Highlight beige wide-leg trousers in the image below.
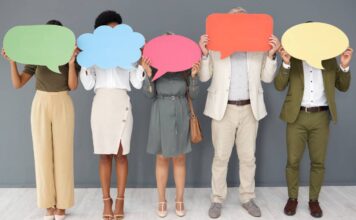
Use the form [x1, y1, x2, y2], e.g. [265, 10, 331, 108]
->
[31, 91, 74, 209]
[211, 105, 258, 204]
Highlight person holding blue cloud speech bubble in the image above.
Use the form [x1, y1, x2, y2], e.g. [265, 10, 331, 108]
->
[79, 10, 145, 220]
[2, 19, 80, 220]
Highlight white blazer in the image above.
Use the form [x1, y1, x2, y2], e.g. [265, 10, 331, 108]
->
[199, 51, 277, 121]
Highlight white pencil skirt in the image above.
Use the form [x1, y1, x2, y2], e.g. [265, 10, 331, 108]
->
[91, 88, 133, 155]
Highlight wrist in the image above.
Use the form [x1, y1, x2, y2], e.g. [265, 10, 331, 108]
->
[268, 52, 276, 60]
[341, 63, 349, 69]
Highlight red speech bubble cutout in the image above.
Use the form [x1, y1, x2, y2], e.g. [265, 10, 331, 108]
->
[143, 35, 202, 81]
[206, 13, 273, 59]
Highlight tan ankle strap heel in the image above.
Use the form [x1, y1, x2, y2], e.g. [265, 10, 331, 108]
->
[114, 197, 125, 219]
[102, 197, 113, 220]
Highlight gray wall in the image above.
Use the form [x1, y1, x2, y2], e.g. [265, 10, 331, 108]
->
[0, 0, 355, 188]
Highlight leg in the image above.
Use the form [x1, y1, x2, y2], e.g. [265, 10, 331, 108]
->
[51, 94, 75, 212]
[99, 154, 114, 218]
[286, 113, 308, 199]
[235, 106, 258, 204]
[156, 155, 170, 216]
[308, 112, 330, 200]
[211, 106, 237, 204]
[173, 154, 186, 215]
[31, 94, 56, 212]
[114, 144, 128, 218]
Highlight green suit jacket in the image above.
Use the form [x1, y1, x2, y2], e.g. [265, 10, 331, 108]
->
[274, 58, 351, 123]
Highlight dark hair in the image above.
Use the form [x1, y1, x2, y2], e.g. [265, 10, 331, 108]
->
[94, 10, 122, 29]
[46, 20, 63, 26]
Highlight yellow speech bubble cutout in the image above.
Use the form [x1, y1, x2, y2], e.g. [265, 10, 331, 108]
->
[282, 22, 349, 69]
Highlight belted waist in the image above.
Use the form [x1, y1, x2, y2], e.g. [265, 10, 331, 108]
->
[157, 95, 185, 100]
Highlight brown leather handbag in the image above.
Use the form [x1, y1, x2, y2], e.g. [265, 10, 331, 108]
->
[187, 95, 203, 144]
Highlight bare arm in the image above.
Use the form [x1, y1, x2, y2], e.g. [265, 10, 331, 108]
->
[2, 49, 32, 89]
[67, 48, 79, 90]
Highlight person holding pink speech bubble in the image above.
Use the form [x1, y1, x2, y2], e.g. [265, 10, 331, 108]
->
[199, 7, 280, 218]
[141, 33, 201, 217]
[79, 10, 146, 220]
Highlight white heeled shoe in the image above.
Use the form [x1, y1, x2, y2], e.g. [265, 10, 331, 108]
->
[54, 215, 66, 220]
[157, 201, 168, 218]
[43, 215, 55, 220]
[175, 201, 186, 217]
[44, 207, 55, 220]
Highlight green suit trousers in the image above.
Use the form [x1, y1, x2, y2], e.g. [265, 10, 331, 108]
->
[286, 111, 330, 200]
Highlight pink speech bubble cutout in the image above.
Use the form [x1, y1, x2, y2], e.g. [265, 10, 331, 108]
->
[143, 35, 202, 81]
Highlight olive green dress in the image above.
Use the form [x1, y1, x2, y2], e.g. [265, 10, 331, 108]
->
[143, 70, 199, 157]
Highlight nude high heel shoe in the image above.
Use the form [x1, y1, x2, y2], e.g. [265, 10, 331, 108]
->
[102, 197, 113, 220]
[114, 197, 125, 220]
[157, 201, 168, 218]
[175, 201, 186, 217]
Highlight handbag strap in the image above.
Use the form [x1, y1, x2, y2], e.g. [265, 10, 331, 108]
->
[184, 75, 197, 118]
[187, 95, 197, 118]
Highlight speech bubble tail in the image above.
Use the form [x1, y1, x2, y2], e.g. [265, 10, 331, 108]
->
[48, 65, 61, 74]
[220, 51, 232, 59]
[152, 69, 167, 81]
[307, 60, 325, 70]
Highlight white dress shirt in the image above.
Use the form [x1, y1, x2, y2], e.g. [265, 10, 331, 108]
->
[80, 66, 145, 92]
[229, 52, 249, 101]
[203, 52, 250, 101]
[283, 61, 350, 107]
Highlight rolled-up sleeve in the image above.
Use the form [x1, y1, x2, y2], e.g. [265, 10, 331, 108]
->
[130, 65, 145, 89]
[188, 75, 199, 99]
[80, 67, 96, 90]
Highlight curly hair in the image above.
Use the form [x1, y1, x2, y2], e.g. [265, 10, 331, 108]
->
[46, 20, 63, 26]
[94, 10, 122, 29]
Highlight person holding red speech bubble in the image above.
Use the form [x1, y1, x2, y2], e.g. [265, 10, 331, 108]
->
[199, 7, 280, 218]
[141, 33, 200, 217]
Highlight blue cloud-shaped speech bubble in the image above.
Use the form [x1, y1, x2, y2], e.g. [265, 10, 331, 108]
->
[77, 24, 145, 70]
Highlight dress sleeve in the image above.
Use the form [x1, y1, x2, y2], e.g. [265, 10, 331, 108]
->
[142, 75, 156, 99]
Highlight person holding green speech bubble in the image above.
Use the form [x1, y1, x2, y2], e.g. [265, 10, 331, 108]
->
[2, 20, 80, 220]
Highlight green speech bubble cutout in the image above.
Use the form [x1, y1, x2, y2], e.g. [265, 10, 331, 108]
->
[3, 25, 75, 73]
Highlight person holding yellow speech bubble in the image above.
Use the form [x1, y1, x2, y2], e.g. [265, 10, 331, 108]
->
[275, 22, 353, 218]
[2, 20, 80, 220]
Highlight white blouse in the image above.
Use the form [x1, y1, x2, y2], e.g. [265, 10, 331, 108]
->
[80, 65, 145, 92]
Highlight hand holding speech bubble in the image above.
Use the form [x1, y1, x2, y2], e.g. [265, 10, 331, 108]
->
[282, 22, 349, 69]
[3, 25, 75, 73]
[77, 24, 145, 70]
[206, 13, 273, 59]
[143, 35, 202, 81]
